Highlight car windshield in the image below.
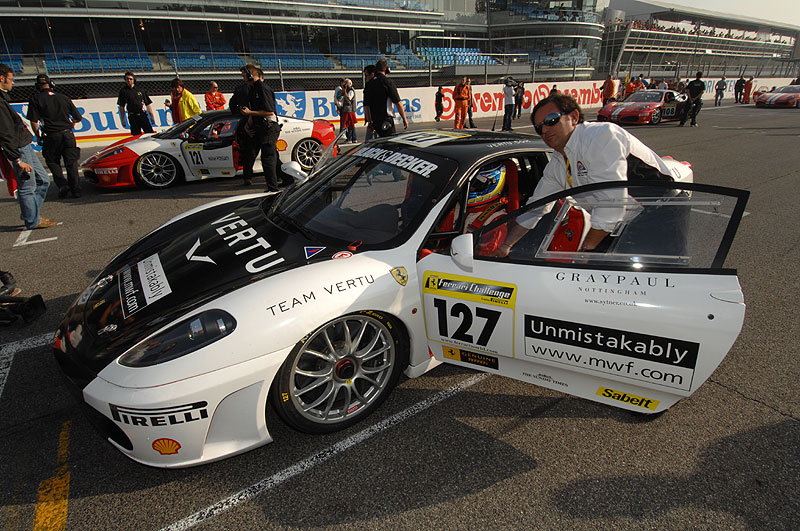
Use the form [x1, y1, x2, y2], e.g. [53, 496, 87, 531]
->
[269, 145, 459, 248]
[624, 91, 662, 103]
[775, 86, 800, 93]
[152, 116, 203, 139]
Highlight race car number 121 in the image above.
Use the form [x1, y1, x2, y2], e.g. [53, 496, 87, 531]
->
[422, 271, 516, 357]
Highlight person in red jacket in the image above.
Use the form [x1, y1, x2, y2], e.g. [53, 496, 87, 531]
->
[453, 76, 470, 129]
[205, 81, 226, 111]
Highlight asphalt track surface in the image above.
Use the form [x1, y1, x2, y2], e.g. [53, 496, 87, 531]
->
[1, 103, 798, 530]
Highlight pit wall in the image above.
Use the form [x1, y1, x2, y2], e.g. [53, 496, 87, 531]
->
[11, 77, 794, 150]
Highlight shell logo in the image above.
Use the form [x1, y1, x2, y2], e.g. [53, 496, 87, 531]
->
[152, 438, 181, 455]
[276, 139, 288, 152]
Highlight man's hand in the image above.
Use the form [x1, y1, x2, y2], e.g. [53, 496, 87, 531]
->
[402, 117, 409, 129]
[489, 243, 511, 257]
[240, 106, 251, 116]
[17, 160, 33, 173]
[580, 228, 610, 251]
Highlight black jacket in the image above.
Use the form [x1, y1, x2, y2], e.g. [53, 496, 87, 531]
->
[0, 90, 33, 162]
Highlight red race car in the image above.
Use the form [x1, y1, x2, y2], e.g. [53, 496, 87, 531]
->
[80, 110, 336, 189]
[754, 85, 800, 108]
[598, 89, 688, 125]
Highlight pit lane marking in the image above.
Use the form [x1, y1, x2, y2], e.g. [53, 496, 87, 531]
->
[161, 372, 491, 531]
[33, 420, 72, 531]
[13, 225, 62, 247]
[0, 332, 53, 399]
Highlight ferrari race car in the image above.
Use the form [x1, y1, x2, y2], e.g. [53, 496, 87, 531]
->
[80, 110, 336, 189]
[54, 130, 749, 468]
[597, 89, 688, 125]
[754, 85, 800, 108]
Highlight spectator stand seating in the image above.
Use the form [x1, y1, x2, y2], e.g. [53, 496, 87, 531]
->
[250, 41, 333, 70]
[45, 39, 153, 73]
[165, 39, 242, 71]
[416, 47, 498, 67]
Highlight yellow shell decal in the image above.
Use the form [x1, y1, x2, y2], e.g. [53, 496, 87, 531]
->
[152, 438, 181, 455]
[276, 139, 288, 152]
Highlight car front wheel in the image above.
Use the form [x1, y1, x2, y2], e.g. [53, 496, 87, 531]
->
[134, 152, 183, 188]
[270, 311, 407, 434]
[650, 108, 662, 124]
[292, 138, 323, 172]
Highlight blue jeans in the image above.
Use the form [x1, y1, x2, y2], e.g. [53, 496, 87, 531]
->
[15, 144, 50, 229]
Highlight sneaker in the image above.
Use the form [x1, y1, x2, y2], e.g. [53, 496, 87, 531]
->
[0, 271, 19, 296]
[58, 187, 69, 199]
[32, 219, 57, 229]
[691, 123, 698, 127]
[678, 122, 685, 127]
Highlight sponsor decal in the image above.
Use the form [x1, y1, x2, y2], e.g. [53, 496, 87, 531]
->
[304, 246, 326, 259]
[391, 131, 470, 147]
[207, 155, 230, 162]
[211, 212, 285, 274]
[352, 146, 439, 177]
[185, 143, 203, 151]
[390, 266, 408, 286]
[443, 345, 499, 370]
[92, 299, 105, 310]
[186, 237, 216, 265]
[555, 271, 674, 297]
[332, 251, 352, 259]
[423, 271, 516, 357]
[266, 275, 375, 316]
[97, 324, 118, 336]
[576, 161, 587, 177]
[276, 139, 288, 152]
[275, 91, 307, 118]
[110, 401, 209, 427]
[596, 387, 660, 410]
[520, 371, 568, 388]
[221, 170, 232, 175]
[94, 167, 119, 175]
[152, 438, 182, 455]
[118, 253, 172, 318]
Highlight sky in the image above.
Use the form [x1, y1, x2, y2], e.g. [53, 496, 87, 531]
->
[612, 0, 800, 30]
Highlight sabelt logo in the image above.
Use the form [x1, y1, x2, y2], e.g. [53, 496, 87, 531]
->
[110, 401, 209, 427]
[597, 387, 660, 410]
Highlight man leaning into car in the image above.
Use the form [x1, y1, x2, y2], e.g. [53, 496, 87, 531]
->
[491, 93, 680, 257]
[239, 65, 280, 191]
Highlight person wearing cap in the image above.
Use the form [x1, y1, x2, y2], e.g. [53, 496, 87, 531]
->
[27, 73, 83, 198]
[117, 72, 155, 135]
[205, 81, 226, 111]
[0, 64, 56, 229]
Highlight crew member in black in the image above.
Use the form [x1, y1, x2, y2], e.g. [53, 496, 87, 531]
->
[363, 59, 408, 138]
[680, 72, 705, 127]
[117, 71, 155, 136]
[27, 74, 83, 198]
[239, 65, 281, 191]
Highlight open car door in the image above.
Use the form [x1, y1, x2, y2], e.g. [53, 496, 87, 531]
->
[181, 115, 241, 179]
[416, 180, 749, 413]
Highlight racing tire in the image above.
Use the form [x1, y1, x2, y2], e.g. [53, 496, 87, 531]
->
[134, 152, 184, 189]
[650, 108, 662, 125]
[292, 138, 323, 172]
[270, 311, 408, 434]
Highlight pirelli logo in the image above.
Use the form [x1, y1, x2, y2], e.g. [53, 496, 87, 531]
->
[109, 401, 209, 427]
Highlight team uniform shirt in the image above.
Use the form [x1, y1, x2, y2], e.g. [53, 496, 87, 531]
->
[518, 122, 678, 232]
[248, 80, 278, 129]
[205, 90, 226, 111]
[0, 90, 33, 162]
[364, 73, 401, 124]
[117, 85, 152, 115]
[27, 90, 82, 134]
[453, 83, 470, 101]
[685, 79, 705, 100]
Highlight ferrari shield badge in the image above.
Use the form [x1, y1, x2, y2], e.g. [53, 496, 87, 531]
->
[390, 267, 408, 286]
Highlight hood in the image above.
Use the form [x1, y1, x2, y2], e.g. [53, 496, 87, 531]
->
[59, 193, 339, 374]
[606, 102, 656, 111]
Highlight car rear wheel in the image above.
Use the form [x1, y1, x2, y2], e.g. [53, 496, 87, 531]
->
[270, 311, 407, 434]
[650, 108, 662, 124]
[134, 152, 183, 188]
[292, 138, 323, 172]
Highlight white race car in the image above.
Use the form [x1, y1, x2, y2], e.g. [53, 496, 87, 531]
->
[80, 110, 336, 189]
[55, 130, 748, 467]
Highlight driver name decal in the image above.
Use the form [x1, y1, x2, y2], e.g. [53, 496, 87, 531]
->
[391, 131, 470, 147]
[212, 212, 285, 274]
[423, 271, 516, 358]
[352, 147, 438, 177]
[524, 315, 698, 391]
[118, 253, 172, 318]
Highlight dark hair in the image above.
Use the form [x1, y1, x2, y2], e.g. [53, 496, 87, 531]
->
[0, 63, 12, 78]
[363, 64, 375, 76]
[124, 71, 135, 79]
[696, 71, 703, 78]
[531, 93, 585, 125]
[375, 59, 388, 73]
[170, 77, 185, 89]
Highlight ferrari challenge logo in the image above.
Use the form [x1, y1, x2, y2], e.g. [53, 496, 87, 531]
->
[390, 267, 408, 286]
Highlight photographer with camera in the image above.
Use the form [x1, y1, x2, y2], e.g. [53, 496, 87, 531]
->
[363, 60, 407, 138]
[27, 74, 83, 199]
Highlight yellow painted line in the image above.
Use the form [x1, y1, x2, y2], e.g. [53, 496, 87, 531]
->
[33, 420, 72, 531]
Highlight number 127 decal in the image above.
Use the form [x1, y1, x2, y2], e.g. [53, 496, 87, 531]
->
[422, 271, 517, 358]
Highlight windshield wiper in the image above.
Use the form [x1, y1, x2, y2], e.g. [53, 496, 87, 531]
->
[268, 208, 316, 240]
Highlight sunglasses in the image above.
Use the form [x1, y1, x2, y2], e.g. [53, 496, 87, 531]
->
[533, 111, 564, 135]
[125, 77, 134, 80]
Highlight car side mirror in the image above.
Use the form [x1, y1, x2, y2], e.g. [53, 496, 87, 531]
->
[450, 233, 474, 271]
[282, 161, 308, 184]
[180, 131, 190, 140]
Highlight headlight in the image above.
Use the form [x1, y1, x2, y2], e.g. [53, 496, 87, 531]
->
[97, 148, 125, 161]
[119, 309, 236, 367]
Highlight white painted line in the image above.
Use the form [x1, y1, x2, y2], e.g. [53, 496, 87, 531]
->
[0, 332, 53, 399]
[13, 229, 59, 247]
[161, 372, 491, 531]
